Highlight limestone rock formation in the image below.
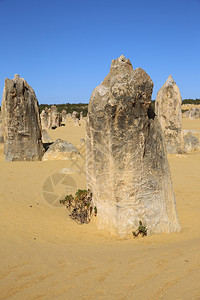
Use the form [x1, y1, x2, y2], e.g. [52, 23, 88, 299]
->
[80, 111, 83, 120]
[1, 74, 44, 161]
[72, 111, 77, 120]
[40, 106, 62, 129]
[86, 55, 181, 238]
[155, 75, 182, 154]
[182, 131, 200, 152]
[40, 108, 50, 130]
[67, 113, 72, 119]
[50, 105, 61, 128]
[182, 110, 189, 118]
[189, 107, 200, 120]
[42, 139, 80, 161]
[41, 129, 53, 144]
[61, 109, 67, 123]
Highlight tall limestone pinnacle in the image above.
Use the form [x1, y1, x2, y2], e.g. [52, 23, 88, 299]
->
[1, 74, 44, 161]
[86, 56, 181, 238]
[155, 75, 182, 154]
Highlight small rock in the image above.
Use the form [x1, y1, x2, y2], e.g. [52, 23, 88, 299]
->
[42, 139, 80, 161]
[183, 132, 200, 152]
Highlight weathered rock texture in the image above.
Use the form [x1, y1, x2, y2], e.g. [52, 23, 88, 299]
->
[86, 55, 181, 238]
[182, 110, 190, 118]
[40, 108, 50, 130]
[72, 111, 77, 120]
[0, 125, 3, 143]
[182, 131, 200, 152]
[2, 74, 44, 161]
[155, 75, 182, 154]
[67, 113, 72, 119]
[50, 105, 61, 128]
[42, 139, 80, 161]
[61, 109, 67, 123]
[189, 107, 200, 120]
[41, 129, 53, 144]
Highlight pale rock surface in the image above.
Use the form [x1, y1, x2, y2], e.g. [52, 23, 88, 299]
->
[80, 111, 83, 120]
[41, 129, 53, 144]
[189, 107, 200, 120]
[182, 131, 200, 152]
[50, 105, 61, 128]
[1, 74, 44, 161]
[40, 108, 50, 130]
[182, 110, 190, 118]
[86, 55, 181, 238]
[67, 113, 72, 119]
[72, 111, 77, 120]
[42, 139, 80, 161]
[61, 109, 67, 123]
[155, 75, 182, 154]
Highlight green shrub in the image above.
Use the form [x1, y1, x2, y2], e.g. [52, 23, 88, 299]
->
[132, 220, 148, 238]
[60, 189, 96, 224]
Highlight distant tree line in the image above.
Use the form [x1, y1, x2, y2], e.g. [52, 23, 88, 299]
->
[151, 99, 200, 106]
[39, 103, 88, 118]
[1, 99, 199, 115]
[182, 99, 200, 104]
[150, 99, 200, 112]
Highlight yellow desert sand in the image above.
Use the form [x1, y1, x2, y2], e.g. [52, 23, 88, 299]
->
[0, 118, 200, 299]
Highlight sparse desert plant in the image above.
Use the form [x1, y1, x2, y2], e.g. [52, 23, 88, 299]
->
[94, 206, 97, 216]
[132, 220, 148, 238]
[60, 189, 96, 224]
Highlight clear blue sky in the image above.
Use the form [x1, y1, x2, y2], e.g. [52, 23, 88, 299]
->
[0, 0, 199, 104]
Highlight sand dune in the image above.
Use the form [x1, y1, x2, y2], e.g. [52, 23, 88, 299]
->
[0, 119, 200, 299]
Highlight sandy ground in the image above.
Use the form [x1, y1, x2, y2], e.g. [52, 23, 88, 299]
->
[0, 118, 200, 299]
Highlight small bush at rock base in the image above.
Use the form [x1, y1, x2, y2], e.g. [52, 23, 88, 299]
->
[60, 189, 97, 224]
[132, 220, 148, 238]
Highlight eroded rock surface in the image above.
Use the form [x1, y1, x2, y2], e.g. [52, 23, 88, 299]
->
[189, 107, 200, 120]
[61, 109, 67, 123]
[1, 74, 44, 161]
[50, 105, 61, 128]
[42, 139, 79, 161]
[0, 125, 3, 143]
[182, 110, 189, 118]
[41, 129, 53, 144]
[86, 55, 181, 238]
[182, 131, 200, 152]
[155, 75, 182, 154]
[72, 111, 77, 120]
[40, 108, 50, 130]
